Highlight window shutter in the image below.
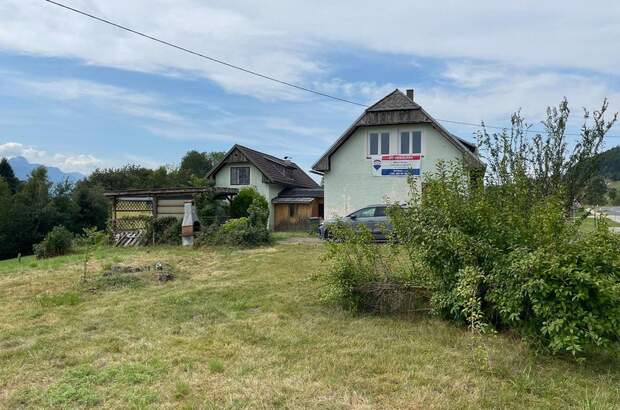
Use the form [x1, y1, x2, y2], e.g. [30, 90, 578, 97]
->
[412, 131, 421, 153]
[380, 132, 390, 154]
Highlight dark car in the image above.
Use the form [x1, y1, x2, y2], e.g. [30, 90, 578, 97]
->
[318, 204, 393, 241]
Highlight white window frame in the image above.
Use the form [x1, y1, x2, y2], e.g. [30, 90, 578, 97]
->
[368, 131, 390, 156]
[399, 130, 422, 154]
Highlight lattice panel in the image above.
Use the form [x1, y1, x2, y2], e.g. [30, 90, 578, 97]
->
[115, 200, 153, 213]
[110, 217, 150, 233]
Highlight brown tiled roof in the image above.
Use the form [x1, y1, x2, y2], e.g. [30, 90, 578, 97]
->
[311, 89, 484, 173]
[208, 144, 319, 189]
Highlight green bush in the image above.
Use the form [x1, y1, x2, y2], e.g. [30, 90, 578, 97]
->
[145, 217, 182, 245]
[323, 161, 620, 355]
[388, 163, 620, 355]
[197, 197, 271, 247]
[230, 187, 268, 219]
[33, 225, 73, 259]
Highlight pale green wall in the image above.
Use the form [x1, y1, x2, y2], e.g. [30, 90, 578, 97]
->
[214, 162, 284, 229]
[323, 124, 466, 219]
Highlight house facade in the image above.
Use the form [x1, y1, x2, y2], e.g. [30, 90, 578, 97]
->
[207, 144, 322, 230]
[312, 89, 483, 219]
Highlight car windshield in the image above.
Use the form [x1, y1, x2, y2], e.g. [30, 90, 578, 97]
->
[349, 207, 375, 218]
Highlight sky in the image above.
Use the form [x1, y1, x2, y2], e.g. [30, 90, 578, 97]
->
[1, 0, 620, 176]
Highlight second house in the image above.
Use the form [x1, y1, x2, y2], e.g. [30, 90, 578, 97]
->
[207, 144, 322, 231]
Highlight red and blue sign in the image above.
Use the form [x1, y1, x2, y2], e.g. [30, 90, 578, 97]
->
[371, 154, 421, 177]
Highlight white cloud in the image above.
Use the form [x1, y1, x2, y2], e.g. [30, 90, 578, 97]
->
[15, 77, 186, 124]
[307, 69, 620, 145]
[0, 141, 103, 173]
[0, 141, 47, 160]
[2, 0, 618, 97]
[418, 70, 620, 128]
[0, 0, 323, 100]
[1, 0, 619, 164]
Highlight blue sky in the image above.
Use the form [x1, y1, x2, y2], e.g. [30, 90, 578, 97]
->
[1, 0, 620, 175]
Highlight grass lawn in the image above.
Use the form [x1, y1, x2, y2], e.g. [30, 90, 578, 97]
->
[1, 241, 619, 409]
[578, 217, 620, 233]
[574, 208, 620, 233]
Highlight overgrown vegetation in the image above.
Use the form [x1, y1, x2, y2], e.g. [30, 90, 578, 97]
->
[33, 225, 74, 259]
[229, 187, 269, 219]
[197, 192, 271, 247]
[323, 98, 620, 357]
[145, 216, 183, 245]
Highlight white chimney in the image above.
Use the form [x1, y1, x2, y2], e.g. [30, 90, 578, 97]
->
[181, 201, 200, 246]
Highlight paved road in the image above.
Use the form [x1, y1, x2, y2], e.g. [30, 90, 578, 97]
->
[600, 206, 620, 216]
[600, 207, 620, 224]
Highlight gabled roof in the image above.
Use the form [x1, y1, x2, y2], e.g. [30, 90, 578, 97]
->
[207, 144, 319, 189]
[311, 89, 484, 173]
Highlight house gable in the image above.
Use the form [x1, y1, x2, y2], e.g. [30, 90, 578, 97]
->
[312, 89, 483, 173]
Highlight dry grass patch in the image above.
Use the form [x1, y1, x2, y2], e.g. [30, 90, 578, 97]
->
[0, 243, 618, 409]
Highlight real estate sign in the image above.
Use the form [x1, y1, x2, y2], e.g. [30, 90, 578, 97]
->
[371, 154, 421, 176]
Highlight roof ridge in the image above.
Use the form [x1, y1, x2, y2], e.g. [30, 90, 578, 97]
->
[365, 89, 401, 111]
[236, 144, 291, 167]
[366, 89, 420, 111]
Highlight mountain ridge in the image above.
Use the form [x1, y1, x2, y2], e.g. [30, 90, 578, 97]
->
[7, 156, 85, 183]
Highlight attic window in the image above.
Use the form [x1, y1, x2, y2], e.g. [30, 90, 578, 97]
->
[369, 132, 390, 155]
[400, 131, 421, 154]
[230, 166, 250, 185]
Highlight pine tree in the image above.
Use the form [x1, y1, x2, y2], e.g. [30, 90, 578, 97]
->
[0, 157, 19, 193]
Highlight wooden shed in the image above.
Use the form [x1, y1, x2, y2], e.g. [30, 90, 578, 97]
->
[272, 188, 324, 232]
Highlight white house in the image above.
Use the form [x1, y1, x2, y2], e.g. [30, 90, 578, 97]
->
[312, 89, 484, 219]
[207, 144, 322, 230]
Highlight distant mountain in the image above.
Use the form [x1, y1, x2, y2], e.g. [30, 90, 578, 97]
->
[8, 156, 85, 184]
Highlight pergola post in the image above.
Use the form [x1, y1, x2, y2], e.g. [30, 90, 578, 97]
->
[152, 194, 158, 245]
[112, 196, 117, 233]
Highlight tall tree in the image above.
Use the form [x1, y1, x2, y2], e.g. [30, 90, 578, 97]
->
[477, 98, 618, 211]
[4, 167, 53, 257]
[180, 151, 225, 178]
[0, 157, 19, 193]
[0, 178, 12, 258]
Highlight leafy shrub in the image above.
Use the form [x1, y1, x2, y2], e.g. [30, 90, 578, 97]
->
[321, 222, 381, 310]
[145, 217, 182, 245]
[323, 156, 620, 355]
[321, 221, 428, 312]
[230, 187, 268, 219]
[388, 162, 620, 355]
[33, 225, 73, 259]
[488, 229, 620, 354]
[195, 191, 229, 226]
[197, 197, 271, 247]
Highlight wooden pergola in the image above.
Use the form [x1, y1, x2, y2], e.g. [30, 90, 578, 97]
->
[104, 187, 238, 238]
